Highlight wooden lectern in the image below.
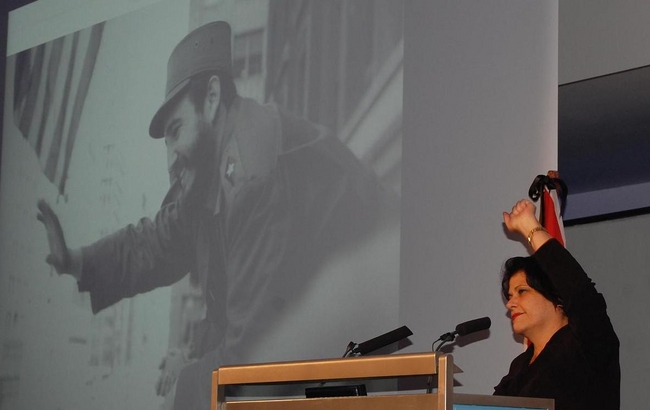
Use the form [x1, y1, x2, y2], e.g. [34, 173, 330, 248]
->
[211, 352, 554, 410]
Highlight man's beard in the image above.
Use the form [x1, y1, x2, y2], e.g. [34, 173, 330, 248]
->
[169, 123, 215, 202]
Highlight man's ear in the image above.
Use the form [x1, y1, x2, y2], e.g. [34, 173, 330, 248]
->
[204, 75, 221, 123]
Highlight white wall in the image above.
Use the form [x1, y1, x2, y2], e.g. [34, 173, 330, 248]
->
[402, 0, 558, 394]
[559, 0, 650, 84]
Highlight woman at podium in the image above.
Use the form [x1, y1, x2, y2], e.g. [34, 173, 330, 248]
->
[495, 199, 620, 410]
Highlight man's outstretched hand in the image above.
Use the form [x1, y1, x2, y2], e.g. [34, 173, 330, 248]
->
[37, 199, 73, 275]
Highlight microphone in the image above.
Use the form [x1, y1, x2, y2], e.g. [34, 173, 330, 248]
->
[313, 326, 413, 396]
[350, 325, 413, 356]
[434, 317, 491, 351]
[455, 316, 491, 336]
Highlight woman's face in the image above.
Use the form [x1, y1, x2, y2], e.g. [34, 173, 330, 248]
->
[505, 271, 564, 338]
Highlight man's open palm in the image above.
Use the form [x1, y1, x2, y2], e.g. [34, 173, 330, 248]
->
[37, 200, 71, 274]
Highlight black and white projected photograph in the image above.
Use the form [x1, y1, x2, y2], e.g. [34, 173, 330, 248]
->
[0, 1, 404, 409]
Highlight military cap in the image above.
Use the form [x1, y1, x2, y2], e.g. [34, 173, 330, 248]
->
[149, 21, 232, 139]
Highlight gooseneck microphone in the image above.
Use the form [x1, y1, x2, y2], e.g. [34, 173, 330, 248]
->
[426, 317, 491, 394]
[433, 317, 491, 352]
[456, 316, 492, 336]
[312, 325, 413, 394]
[345, 325, 413, 357]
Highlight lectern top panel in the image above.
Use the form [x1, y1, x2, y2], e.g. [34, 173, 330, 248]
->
[216, 352, 462, 385]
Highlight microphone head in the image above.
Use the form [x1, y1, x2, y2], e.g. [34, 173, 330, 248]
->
[354, 325, 413, 355]
[455, 317, 491, 336]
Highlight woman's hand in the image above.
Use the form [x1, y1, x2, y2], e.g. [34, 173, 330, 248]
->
[503, 199, 551, 250]
[503, 199, 539, 235]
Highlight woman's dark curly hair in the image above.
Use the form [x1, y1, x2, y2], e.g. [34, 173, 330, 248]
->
[501, 256, 563, 307]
